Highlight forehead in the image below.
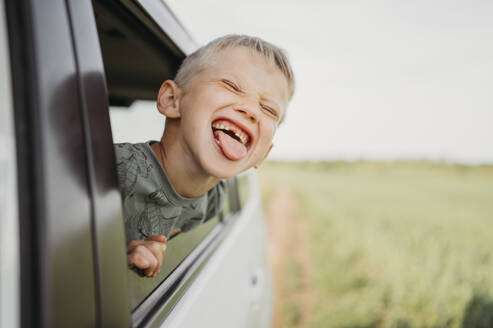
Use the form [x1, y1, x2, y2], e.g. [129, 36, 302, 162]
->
[203, 47, 289, 104]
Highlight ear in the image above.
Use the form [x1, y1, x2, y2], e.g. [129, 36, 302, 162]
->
[157, 80, 181, 119]
[254, 143, 273, 169]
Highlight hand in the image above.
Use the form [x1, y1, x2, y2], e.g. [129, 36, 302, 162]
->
[127, 235, 167, 277]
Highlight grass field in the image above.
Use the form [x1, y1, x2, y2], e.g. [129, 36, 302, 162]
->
[258, 161, 493, 328]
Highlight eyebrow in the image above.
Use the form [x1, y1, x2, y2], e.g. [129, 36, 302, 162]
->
[222, 74, 283, 111]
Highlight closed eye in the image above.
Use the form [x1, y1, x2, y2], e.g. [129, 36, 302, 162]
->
[261, 104, 278, 118]
[221, 79, 241, 92]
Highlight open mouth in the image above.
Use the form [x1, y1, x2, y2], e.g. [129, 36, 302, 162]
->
[211, 119, 252, 161]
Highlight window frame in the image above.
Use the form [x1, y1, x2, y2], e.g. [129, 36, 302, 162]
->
[66, 0, 131, 326]
[0, 1, 20, 327]
[6, 0, 100, 326]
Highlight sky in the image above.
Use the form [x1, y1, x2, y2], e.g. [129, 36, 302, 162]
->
[116, 0, 493, 164]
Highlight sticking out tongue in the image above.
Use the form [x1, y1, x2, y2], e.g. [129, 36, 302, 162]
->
[214, 130, 247, 161]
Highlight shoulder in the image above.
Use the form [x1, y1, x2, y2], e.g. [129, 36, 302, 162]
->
[208, 180, 226, 198]
[114, 142, 156, 197]
[114, 142, 147, 162]
[114, 142, 155, 172]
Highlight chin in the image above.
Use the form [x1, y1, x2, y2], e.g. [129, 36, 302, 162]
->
[200, 157, 246, 180]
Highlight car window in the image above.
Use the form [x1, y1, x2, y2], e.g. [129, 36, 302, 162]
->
[221, 178, 235, 218]
[0, 3, 19, 327]
[238, 171, 251, 208]
[110, 101, 164, 143]
[91, 1, 241, 323]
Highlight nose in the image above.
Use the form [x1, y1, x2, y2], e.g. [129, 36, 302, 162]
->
[234, 103, 258, 123]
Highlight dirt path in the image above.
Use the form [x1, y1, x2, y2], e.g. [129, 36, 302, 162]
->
[264, 184, 314, 328]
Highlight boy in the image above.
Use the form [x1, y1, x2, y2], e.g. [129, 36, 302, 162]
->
[116, 35, 295, 277]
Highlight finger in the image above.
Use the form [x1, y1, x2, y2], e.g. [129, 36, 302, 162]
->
[127, 239, 146, 253]
[154, 242, 167, 276]
[147, 235, 167, 243]
[127, 245, 153, 269]
[142, 248, 158, 277]
[146, 242, 167, 276]
[145, 254, 159, 277]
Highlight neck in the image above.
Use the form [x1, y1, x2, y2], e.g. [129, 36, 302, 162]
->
[151, 122, 219, 198]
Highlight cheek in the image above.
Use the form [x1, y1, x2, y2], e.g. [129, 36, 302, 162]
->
[263, 121, 277, 140]
[180, 96, 206, 125]
[257, 124, 276, 151]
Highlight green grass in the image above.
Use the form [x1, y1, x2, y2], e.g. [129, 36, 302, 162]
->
[281, 256, 304, 328]
[258, 161, 493, 328]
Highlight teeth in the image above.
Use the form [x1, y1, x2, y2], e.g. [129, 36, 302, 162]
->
[234, 131, 247, 144]
[235, 133, 245, 144]
[212, 120, 250, 145]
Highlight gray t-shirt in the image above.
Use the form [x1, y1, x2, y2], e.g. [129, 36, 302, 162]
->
[115, 142, 225, 242]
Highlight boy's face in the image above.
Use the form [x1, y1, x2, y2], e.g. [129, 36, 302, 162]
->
[176, 47, 289, 179]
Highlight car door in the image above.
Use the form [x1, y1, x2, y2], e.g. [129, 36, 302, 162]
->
[5, 0, 102, 327]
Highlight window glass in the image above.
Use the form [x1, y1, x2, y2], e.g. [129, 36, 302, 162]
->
[238, 171, 251, 208]
[0, 4, 20, 327]
[127, 216, 220, 309]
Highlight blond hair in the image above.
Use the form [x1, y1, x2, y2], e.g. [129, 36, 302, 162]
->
[175, 34, 295, 103]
